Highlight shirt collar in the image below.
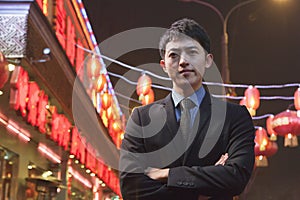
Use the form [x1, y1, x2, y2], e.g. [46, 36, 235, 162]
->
[172, 86, 206, 108]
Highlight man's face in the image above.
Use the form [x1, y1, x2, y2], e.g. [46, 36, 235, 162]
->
[160, 36, 213, 95]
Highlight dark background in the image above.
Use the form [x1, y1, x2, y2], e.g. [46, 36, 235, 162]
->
[82, 0, 300, 199]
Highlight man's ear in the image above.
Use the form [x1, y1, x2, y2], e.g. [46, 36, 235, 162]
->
[160, 60, 167, 72]
[205, 54, 213, 69]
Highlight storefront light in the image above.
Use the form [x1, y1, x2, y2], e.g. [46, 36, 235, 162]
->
[7, 63, 15, 72]
[69, 167, 92, 188]
[0, 116, 8, 126]
[6, 120, 31, 142]
[37, 143, 61, 163]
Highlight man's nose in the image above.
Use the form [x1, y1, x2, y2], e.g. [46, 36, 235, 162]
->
[179, 55, 189, 67]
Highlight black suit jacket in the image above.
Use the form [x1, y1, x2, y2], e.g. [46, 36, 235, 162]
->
[120, 92, 255, 200]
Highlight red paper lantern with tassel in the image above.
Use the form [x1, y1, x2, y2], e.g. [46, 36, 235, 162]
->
[244, 86, 260, 116]
[136, 73, 152, 96]
[254, 127, 278, 167]
[255, 141, 278, 167]
[255, 127, 269, 151]
[101, 91, 112, 110]
[93, 73, 106, 92]
[254, 127, 269, 167]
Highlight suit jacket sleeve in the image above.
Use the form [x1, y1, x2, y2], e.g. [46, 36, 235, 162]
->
[119, 107, 197, 200]
[167, 105, 255, 197]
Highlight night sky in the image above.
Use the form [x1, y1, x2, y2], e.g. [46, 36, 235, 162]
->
[82, 0, 300, 199]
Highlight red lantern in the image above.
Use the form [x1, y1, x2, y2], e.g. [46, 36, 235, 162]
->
[86, 54, 102, 79]
[254, 141, 278, 167]
[111, 120, 123, 133]
[136, 73, 152, 96]
[100, 109, 108, 127]
[106, 106, 113, 120]
[0, 52, 9, 89]
[101, 92, 112, 110]
[244, 86, 260, 115]
[254, 127, 277, 167]
[255, 127, 269, 151]
[93, 73, 106, 92]
[140, 88, 155, 105]
[294, 87, 300, 110]
[272, 110, 300, 147]
[266, 115, 277, 141]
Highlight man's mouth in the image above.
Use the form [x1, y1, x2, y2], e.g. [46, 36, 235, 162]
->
[179, 69, 194, 75]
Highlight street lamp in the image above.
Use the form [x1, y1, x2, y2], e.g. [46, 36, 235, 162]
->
[179, 0, 257, 86]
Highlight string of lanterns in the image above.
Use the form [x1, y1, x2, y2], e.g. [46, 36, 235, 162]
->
[85, 54, 124, 148]
[239, 85, 300, 166]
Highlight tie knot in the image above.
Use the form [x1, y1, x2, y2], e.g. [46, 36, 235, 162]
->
[180, 98, 195, 110]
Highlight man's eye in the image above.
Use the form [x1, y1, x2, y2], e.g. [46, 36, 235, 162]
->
[189, 50, 198, 55]
[169, 53, 178, 58]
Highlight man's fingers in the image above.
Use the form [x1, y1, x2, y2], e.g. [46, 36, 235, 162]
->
[215, 153, 228, 166]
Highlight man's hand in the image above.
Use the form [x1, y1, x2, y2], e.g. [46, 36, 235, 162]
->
[215, 153, 228, 166]
[198, 153, 229, 200]
[145, 167, 169, 182]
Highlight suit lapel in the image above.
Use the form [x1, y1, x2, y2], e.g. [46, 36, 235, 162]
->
[162, 94, 179, 138]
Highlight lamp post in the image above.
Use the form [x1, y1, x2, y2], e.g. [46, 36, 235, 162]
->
[179, 0, 257, 85]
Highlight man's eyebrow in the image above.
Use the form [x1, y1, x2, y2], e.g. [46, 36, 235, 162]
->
[185, 46, 199, 50]
[167, 46, 199, 52]
[166, 48, 180, 52]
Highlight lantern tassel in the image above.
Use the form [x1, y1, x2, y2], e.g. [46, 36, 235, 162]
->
[269, 134, 277, 141]
[255, 155, 268, 167]
[284, 134, 298, 147]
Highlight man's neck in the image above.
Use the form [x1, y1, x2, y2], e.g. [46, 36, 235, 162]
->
[173, 85, 202, 97]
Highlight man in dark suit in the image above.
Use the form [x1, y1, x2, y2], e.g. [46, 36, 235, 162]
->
[119, 18, 255, 200]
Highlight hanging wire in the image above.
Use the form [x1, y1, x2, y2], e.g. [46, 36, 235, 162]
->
[72, 41, 300, 90]
[252, 114, 274, 120]
[114, 91, 141, 104]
